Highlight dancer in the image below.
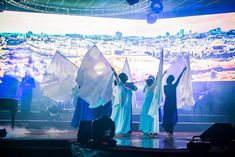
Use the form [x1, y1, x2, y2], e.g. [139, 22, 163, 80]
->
[162, 67, 187, 137]
[140, 70, 167, 137]
[20, 71, 35, 113]
[139, 75, 156, 137]
[111, 67, 137, 135]
[70, 83, 112, 128]
[70, 85, 94, 128]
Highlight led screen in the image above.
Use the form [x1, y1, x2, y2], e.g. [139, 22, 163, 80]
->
[0, 11, 234, 82]
[0, 11, 235, 112]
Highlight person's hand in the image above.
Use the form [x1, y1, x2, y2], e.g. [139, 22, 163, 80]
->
[111, 67, 118, 77]
[183, 67, 187, 71]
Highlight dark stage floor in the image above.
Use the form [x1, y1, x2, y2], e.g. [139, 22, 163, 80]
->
[1, 126, 234, 157]
[1, 125, 199, 149]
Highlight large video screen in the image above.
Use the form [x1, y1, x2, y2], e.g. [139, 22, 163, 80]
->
[0, 11, 235, 83]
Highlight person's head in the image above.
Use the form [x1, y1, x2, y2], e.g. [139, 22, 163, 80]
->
[25, 70, 31, 77]
[146, 75, 154, 86]
[118, 73, 128, 83]
[166, 75, 175, 84]
[148, 75, 154, 80]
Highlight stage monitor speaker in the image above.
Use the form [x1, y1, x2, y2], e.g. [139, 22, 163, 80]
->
[200, 123, 233, 145]
[91, 116, 115, 144]
[233, 124, 235, 140]
[77, 120, 92, 144]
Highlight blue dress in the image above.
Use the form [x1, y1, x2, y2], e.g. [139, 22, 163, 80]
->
[139, 84, 155, 133]
[92, 100, 112, 119]
[111, 82, 133, 134]
[71, 96, 94, 128]
[20, 76, 35, 113]
[162, 84, 178, 133]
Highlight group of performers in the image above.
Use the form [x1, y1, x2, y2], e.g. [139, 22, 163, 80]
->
[1, 46, 188, 138]
[71, 64, 187, 138]
[0, 71, 35, 113]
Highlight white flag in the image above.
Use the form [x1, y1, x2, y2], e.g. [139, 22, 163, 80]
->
[148, 49, 164, 117]
[162, 55, 195, 109]
[122, 58, 132, 81]
[41, 52, 78, 102]
[76, 45, 114, 108]
[122, 58, 137, 108]
[178, 54, 195, 108]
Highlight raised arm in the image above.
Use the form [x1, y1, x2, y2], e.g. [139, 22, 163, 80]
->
[125, 82, 138, 91]
[174, 67, 187, 86]
[153, 70, 167, 89]
[163, 70, 167, 77]
[143, 85, 147, 93]
[132, 84, 138, 91]
[154, 48, 165, 81]
[111, 67, 119, 84]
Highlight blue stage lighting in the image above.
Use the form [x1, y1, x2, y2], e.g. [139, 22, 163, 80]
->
[146, 12, 158, 24]
[150, 0, 163, 14]
[146, 0, 163, 24]
[126, 0, 139, 5]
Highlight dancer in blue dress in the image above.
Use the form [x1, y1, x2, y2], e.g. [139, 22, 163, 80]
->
[71, 85, 94, 128]
[139, 75, 156, 136]
[162, 67, 186, 137]
[140, 70, 167, 137]
[20, 71, 35, 113]
[111, 68, 137, 135]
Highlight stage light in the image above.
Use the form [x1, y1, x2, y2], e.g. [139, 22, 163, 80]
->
[91, 116, 116, 146]
[146, 0, 163, 24]
[150, 0, 163, 14]
[146, 12, 158, 24]
[0, 1, 6, 12]
[126, 0, 139, 5]
[0, 128, 7, 139]
[77, 116, 116, 146]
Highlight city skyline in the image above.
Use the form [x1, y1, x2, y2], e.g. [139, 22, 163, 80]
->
[0, 11, 234, 37]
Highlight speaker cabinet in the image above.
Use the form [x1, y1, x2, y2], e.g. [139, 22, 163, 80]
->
[77, 120, 92, 144]
[200, 123, 233, 145]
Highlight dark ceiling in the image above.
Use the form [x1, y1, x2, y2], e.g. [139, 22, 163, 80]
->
[1, 0, 235, 19]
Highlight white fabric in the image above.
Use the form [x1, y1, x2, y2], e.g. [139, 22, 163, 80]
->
[162, 55, 195, 109]
[122, 58, 132, 81]
[178, 54, 195, 108]
[122, 58, 138, 108]
[76, 45, 114, 108]
[148, 50, 164, 133]
[111, 80, 133, 134]
[40, 52, 78, 102]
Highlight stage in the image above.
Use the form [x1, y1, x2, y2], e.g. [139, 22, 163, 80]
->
[1, 125, 196, 148]
[0, 3, 235, 156]
[0, 126, 234, 157]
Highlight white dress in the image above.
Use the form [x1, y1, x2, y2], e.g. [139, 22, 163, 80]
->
[111, 81, 133, 134]
[140, 81, 160, 134]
